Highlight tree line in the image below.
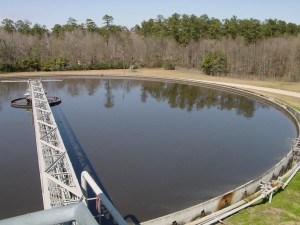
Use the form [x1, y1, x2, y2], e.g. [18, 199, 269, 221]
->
[0, 14, 300, 81]
[136, 14, 300, 44]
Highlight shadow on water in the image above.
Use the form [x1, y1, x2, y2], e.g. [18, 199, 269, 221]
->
[52, 106, 141, 225]
[52, 106, 107, 193]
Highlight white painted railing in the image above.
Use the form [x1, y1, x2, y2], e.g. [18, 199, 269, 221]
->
[81, 171, 128, 225]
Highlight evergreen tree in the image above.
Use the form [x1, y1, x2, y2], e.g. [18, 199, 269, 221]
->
[239, 19, 262, 44]
[15, 19, 32, 34]
[166, 13, 181, 43]
[51, 24, 64, 37]
[85, 18, 97, 32]
[223, 16, 239, 39]
[201, 50, 228, 75]
[207, 18, 223, 39]
[63, 17, 80, 32]
[102, 15, 114, 26]
[31, 23, 48, 37]
[1, 19, 16, 32]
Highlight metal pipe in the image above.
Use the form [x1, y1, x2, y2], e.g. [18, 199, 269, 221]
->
[190, 163, 300, 225]
[200, 186, 278, 225]
[0, 202, 98, 225]
[282, 163, 300, 189]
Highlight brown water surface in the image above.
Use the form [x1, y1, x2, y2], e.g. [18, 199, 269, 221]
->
[0, 77, 296, 222]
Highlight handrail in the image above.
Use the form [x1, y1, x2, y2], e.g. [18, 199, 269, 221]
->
[0, 171, 128, 225]
[81, 171, 128, 225]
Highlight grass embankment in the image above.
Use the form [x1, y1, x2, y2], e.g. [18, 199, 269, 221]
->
[223, 172, 300, 225]
[293, 105, 300, 112]
[1, 68, 300, 224]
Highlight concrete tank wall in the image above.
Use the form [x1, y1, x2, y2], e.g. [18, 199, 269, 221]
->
[140, 79, 300, 225]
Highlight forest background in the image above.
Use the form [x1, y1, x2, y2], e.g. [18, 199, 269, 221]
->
[1, 14, 300, 81]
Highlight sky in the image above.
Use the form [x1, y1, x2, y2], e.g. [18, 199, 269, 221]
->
[0, 0, 299, 29]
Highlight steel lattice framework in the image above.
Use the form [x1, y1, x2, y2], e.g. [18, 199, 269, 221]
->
[30, 79, 83, 209]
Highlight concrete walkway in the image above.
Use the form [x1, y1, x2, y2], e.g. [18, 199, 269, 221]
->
[199, 80, 300, 98]
[109, 73, 300, 99]
[2, 69, 300, 99]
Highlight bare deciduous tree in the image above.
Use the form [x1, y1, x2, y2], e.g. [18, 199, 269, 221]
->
[0, 26, 299, 81]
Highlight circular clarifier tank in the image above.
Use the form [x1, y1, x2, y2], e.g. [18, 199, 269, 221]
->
[0, 77, 297, 222]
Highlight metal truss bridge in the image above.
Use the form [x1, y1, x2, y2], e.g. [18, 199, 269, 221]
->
[30, 79, 82, 208]
[0, 79, 127, 225]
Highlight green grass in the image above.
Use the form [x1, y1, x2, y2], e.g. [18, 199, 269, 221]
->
[224, 100, 300, 225]
[224, 171, 300, 225]
[292, 105, 300, 112]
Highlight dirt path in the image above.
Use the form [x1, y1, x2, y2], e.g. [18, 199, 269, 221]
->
[185, 79, 300, 98]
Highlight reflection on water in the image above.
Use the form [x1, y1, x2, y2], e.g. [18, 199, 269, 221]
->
[43, 79, 265, 116]
[0, 77, 296, 222]
[140, 81, 266, 117]
[104, 80, 115, 109]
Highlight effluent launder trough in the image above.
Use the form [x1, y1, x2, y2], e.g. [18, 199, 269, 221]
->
[0, 76, 298, 224]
